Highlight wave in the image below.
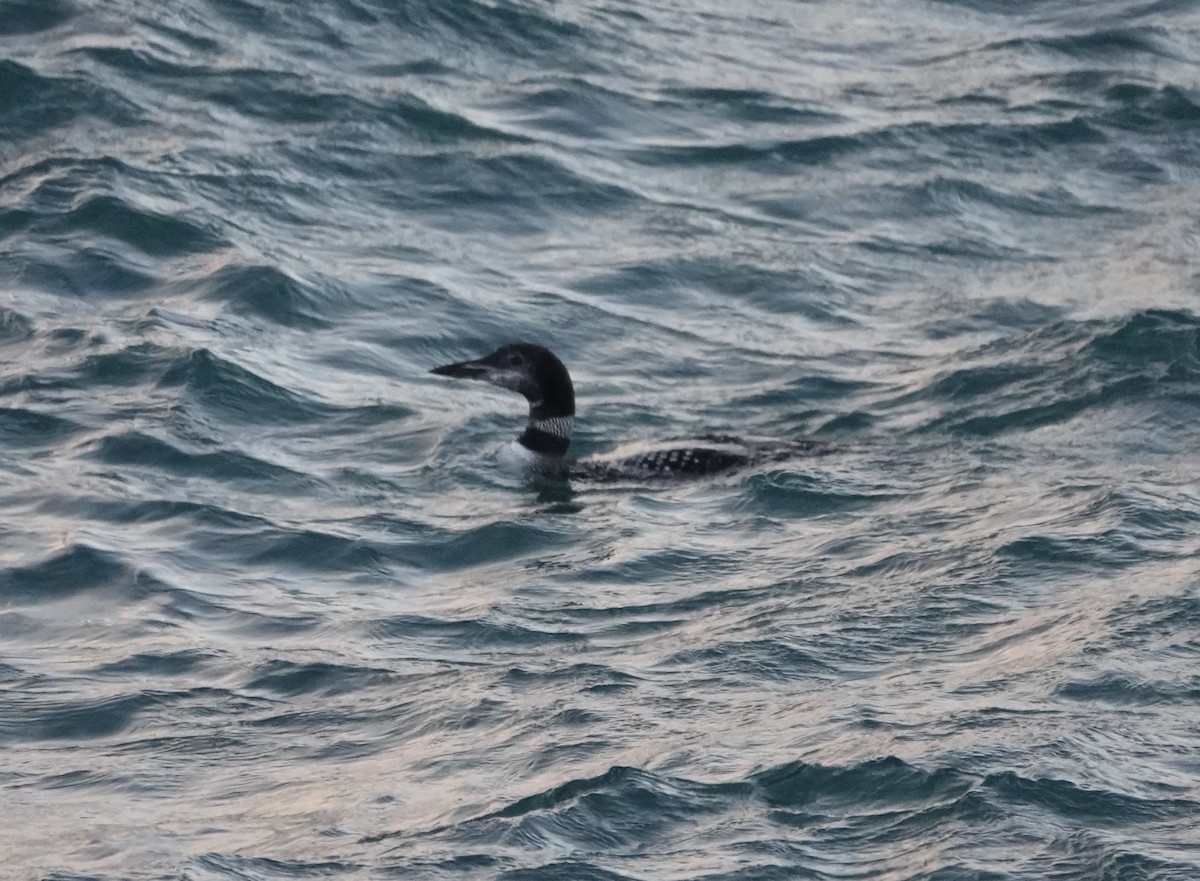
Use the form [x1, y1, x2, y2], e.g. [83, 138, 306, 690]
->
[390, 756, 1197, 879]
[158, 347, 331, 424]
[0, 0, 73, 36]
[0, 543, 167, 605]
[0, 59, 140, 144]
[93, 431, 313, 487]
[906, 309, 1200, 436]
[0, 405, 81, 447]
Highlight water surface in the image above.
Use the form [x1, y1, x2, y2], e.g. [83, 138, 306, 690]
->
[2, 0, 1200, 878]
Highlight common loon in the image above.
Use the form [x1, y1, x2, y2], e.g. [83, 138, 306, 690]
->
[431, 342, 831, 480]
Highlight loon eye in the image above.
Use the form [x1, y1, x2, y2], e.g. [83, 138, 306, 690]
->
[508, 353, 524, 367]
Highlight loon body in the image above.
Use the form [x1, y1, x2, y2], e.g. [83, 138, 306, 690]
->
[431, 342, 830, 480]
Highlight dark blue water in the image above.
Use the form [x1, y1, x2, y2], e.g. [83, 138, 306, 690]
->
[3, 0, 1200, 878]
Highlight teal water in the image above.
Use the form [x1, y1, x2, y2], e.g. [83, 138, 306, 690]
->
[3, 0, 1200, 878]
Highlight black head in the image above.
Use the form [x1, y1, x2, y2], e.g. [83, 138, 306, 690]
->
[431, 342, 575, 418]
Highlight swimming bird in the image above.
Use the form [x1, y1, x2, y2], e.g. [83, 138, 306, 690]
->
[430, 342, 831, 480]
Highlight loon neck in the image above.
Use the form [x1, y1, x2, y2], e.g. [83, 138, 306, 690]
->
[518, 406, 574, 458]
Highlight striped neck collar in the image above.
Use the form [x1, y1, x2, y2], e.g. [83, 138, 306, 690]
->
[518, 415, 574, 457]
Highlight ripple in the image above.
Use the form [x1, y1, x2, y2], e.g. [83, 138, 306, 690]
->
[0, 543, 162, 605]
[0, 406, 81, 447]
[227, 524, 399, 573]
[0, 59, 140, 141]
[158, 347, 330, 424]
[0, 0, 74, 35]
[243, 659, 397, 698]
[0, 306, 34, 341]
[92, 649, 216, 678]
[910, 310, 1200, 436]
[472, 764, 745, 850]
[625, 132, 860, 170]
[1096, 84, 1200, 139]
[754, 756, 975, 814]
[1056, 674, 1200, 706]
[43, 194, 225, 258]
[188, 853, 363, 880]
[0, 691, 167, 743]
[1087, 308, 1200, 372]
[384, 0, 589, 62]
[658, 639, 837, 683]
[93, 431, 314, 487]
[983, 770, 1198, 825]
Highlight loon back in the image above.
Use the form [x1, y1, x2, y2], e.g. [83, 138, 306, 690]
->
[430, 342, 832, 479]
[575, 435, 833, 481]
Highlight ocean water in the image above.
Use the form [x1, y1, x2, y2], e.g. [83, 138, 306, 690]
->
[2, 0, 1200, 877]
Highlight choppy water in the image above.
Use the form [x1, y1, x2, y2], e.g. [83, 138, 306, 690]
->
[3, 0, 1200, 878]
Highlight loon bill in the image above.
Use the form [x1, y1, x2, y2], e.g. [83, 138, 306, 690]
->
[430, 342, 832, 479]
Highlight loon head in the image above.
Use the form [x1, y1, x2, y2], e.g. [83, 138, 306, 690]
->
[431, 342, 575, 458]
